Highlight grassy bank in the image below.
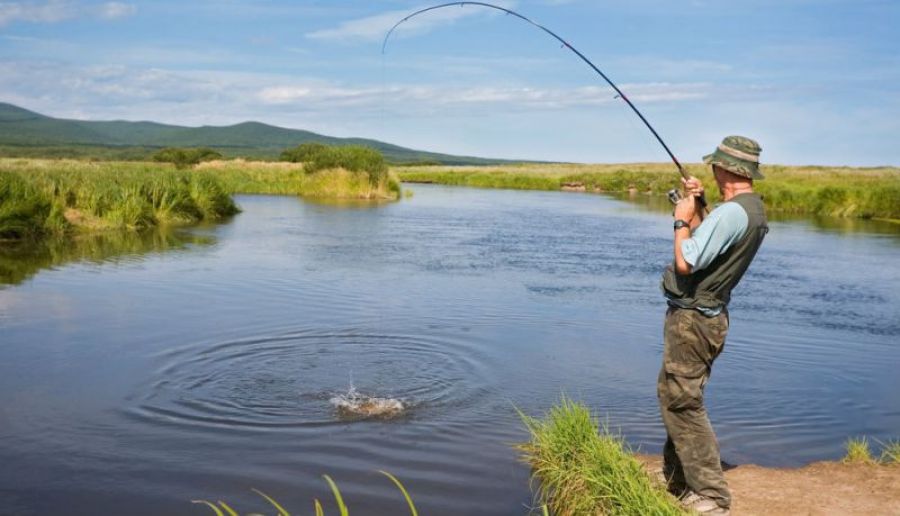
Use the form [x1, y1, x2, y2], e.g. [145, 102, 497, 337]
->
[519, 398, 685, 516]
[196, 159, 402, 200]
[0, 156, 401, 240]
[1, 159, 238, 239]
[396, 163, 900, 220]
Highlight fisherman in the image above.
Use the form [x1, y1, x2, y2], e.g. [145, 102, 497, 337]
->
[657, 136, 768, 515]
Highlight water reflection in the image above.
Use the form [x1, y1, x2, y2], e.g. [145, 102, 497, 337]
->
[0, 228, 217, 286]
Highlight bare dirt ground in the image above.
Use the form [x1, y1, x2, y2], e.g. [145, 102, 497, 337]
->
[639, 455, 900, 515]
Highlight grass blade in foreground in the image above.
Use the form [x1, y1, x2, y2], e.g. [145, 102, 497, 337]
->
[518, 397, 685, 516]
[380, 470, 418, 516]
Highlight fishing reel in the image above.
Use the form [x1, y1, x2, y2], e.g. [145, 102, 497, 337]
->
[668, 188, 709, 221]
[666, 188, 684, 205]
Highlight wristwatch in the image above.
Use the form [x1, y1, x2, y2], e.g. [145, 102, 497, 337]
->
[673, 219, 690, 231]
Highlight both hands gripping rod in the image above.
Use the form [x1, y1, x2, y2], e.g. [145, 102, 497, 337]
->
[382, 1, 690, 180]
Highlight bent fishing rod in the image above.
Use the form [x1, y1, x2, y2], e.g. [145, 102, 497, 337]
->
[383, 1, 707, 211]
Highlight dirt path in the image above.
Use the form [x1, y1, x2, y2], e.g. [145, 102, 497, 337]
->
[639, 456, 900, 515]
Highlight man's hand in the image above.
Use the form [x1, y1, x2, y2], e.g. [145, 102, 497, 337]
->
[682, 176, 704, 198]
[674, 194, 697, 222]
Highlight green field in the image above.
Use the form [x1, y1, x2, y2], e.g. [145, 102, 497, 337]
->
[396, 163, 900, 221]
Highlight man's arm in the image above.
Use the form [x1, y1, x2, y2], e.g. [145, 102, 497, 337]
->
[673, 195, 697, 275]
[680, 203, 749, 273]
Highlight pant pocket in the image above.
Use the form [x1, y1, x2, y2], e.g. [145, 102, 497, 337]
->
[663, 361, 708, 412]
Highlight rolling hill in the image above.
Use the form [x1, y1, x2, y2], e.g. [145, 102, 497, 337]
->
[0, 102, 516, 165]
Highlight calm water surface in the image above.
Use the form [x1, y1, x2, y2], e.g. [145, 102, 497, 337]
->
[1, 186, 898, 515]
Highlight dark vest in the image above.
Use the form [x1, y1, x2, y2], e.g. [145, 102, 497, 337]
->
[662, 193, 768, 310]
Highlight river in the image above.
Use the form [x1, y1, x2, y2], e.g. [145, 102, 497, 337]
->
[1, 185, 898, 515]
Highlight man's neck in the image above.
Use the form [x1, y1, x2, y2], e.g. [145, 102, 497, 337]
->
[722, 183, 754, 202]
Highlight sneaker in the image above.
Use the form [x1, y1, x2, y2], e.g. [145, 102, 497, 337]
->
[680, 491, 730, 515]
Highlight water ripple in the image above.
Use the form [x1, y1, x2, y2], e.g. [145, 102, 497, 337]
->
[124, 329, 494, 431]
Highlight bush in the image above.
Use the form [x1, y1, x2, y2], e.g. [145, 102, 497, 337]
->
[280, 143, 389, 185]
[153, 147, 223, 169]
[279, 142, 329, 163]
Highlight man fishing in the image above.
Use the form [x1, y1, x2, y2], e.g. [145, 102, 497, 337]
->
[658, 136, 768, 515]
[384, 6, 770, 513]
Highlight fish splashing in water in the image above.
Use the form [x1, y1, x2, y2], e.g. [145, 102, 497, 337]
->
[329, 386, 406, 419]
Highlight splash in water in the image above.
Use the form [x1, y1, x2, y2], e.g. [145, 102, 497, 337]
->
[329, 385, 406, 420]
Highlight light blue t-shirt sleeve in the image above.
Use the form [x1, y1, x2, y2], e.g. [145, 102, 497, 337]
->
[681, 202, 749, 272]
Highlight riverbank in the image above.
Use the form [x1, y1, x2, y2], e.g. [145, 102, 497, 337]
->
[638, 455, 900, 515]
[396, 163, 900, 220]
[520, 400, 900, 515]
[0, 158, 401, 239]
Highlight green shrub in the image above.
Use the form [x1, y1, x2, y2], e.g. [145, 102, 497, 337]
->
[280, 142, 329, 163]
[306, 145, 388, 180]
[153, 147, 223, 169]
[279, 144, 389, 186]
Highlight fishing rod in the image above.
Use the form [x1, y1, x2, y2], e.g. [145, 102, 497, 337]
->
[382, 2, 707, 212]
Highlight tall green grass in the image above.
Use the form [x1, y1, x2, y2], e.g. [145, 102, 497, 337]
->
[518, 398, 685, 516]
[879, 440, 900, 464]
[843, 437, 875, 464]
[197, 159, 401, 200]
[0, 171, 54, 239]
[396, 163, 900, 220]
[843, 437, 900, 465]
[0, 156, 401, 240]
[0, 159, 239, 238]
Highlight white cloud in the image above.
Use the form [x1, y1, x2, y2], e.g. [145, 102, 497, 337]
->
[306, 1, 517, 42]
[0, 1, 135, 26]
[0, 1, 75, 26]
[0, 59, 713, 130]
[14, 60, 889, 165]
[257, 81, 709, 110]
[98, 2, 136, 20]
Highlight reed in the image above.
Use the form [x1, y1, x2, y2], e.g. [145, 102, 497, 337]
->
[0, 171, 55, 239]
[192, 472, 417, 516]
[396, 163, 900, 220]
[0, 159, 239, 237]
[518, 397, 685, 516]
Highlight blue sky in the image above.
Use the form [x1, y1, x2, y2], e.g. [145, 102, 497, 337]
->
[0, 0, 898, 165]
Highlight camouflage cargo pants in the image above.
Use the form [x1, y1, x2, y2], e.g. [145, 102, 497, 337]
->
[657, 306, 731, 509]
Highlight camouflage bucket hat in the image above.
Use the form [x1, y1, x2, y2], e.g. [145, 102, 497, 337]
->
[703, 135, 764, 180]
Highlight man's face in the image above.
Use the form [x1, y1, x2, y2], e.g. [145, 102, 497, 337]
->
[712, 165, 726, 196]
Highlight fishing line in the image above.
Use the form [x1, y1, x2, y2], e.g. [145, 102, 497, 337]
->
[382, 1, 690, 180]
